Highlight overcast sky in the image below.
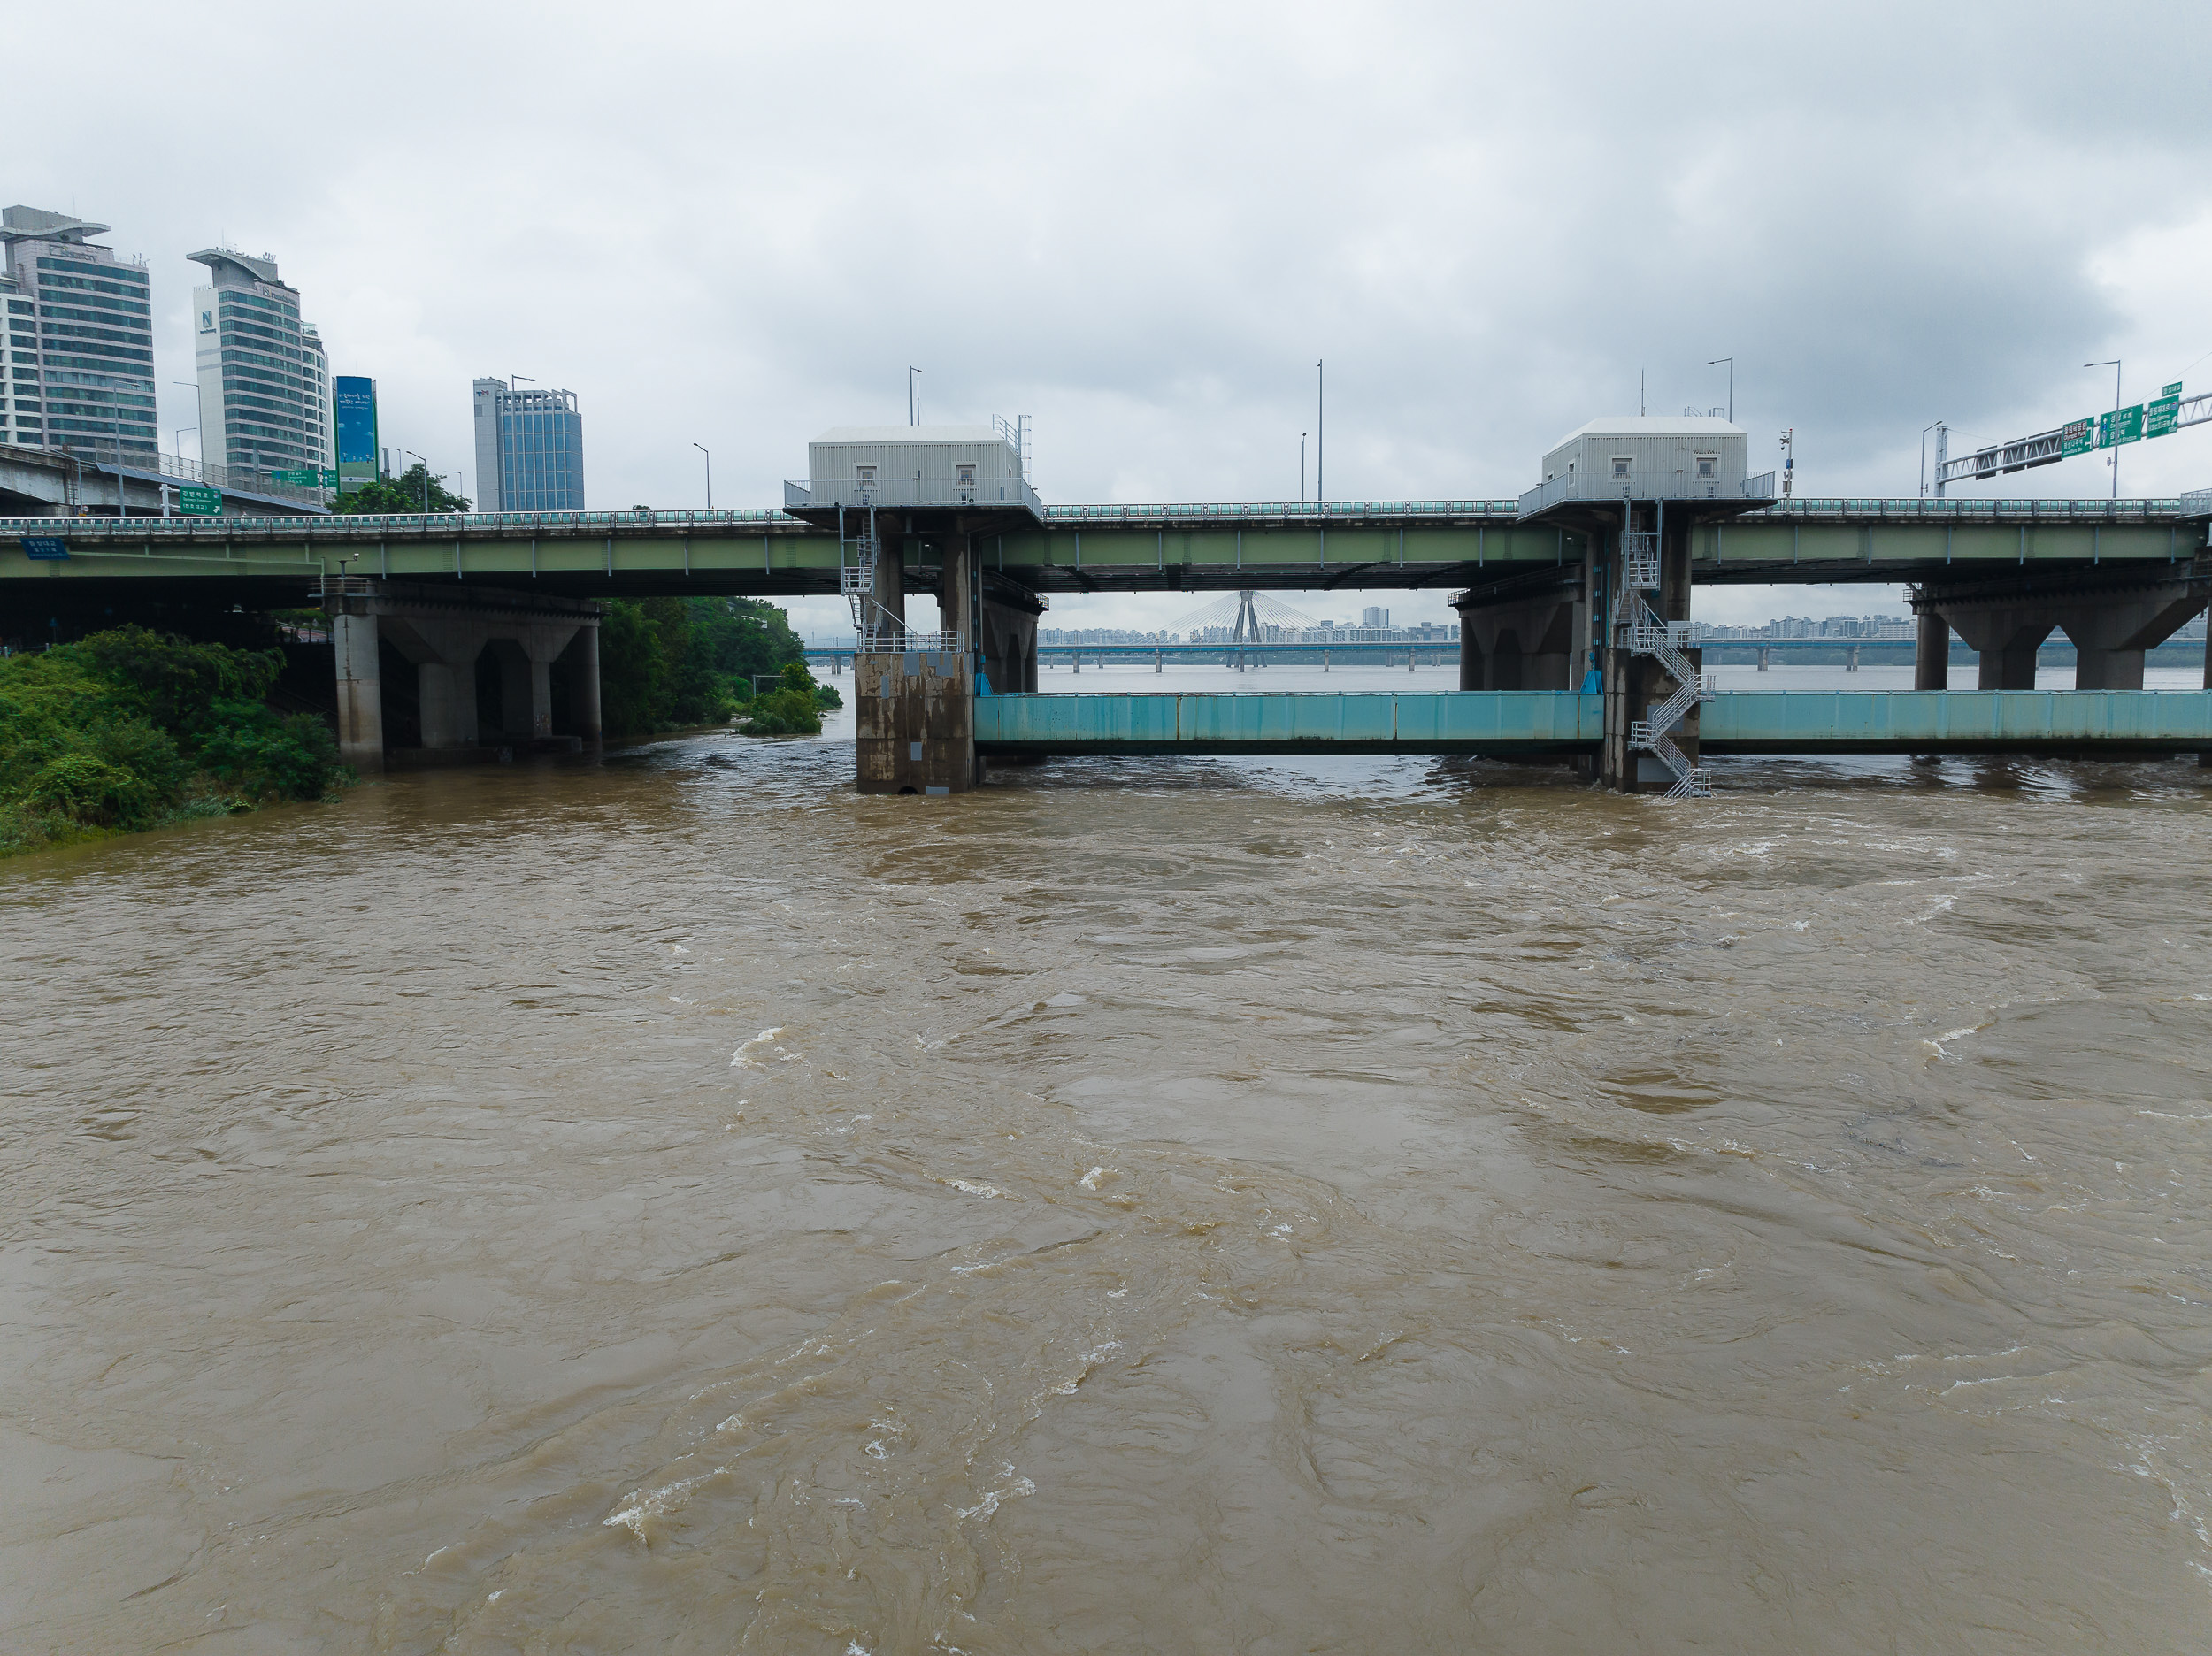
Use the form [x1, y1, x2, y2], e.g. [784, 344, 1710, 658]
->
[17, 1, 2211, 634]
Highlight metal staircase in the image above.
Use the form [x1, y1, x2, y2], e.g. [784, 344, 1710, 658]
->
[840, 507, 956, 653]
[1621, 530, 1714, 798]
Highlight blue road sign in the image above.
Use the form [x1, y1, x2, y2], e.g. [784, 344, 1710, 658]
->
[20, 537, 68, 560]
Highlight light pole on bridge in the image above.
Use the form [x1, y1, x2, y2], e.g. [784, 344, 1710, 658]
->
[693, 442, 711, 509]
[2085, 359, 2121, 500]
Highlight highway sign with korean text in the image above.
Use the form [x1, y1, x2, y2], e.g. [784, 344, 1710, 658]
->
[2096, 405, 2146, 448]
[178, 486, 222, 515]
[2147, 392, 2181, 438]
[2060, 418, 2095, 458]
[19, 536, 68, 560]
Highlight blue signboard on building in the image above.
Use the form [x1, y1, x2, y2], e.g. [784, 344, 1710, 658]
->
[333, 377, 379, 495]
[20, 537, 68, 560]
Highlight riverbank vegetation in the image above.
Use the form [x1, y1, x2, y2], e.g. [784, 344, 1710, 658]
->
[0, 628, 350, 856]
[598, 597, 839, 737]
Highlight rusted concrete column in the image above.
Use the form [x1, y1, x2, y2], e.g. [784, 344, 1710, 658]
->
[333, 608, 383, 774]
[855, 648, 975, 794]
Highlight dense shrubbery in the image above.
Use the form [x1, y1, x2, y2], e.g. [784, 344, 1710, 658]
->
[597, 596, 825, 737]
[737, 663, 829, 736]
[0, 627, 349, 855]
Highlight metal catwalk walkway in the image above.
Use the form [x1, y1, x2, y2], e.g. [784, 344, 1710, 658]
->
[972, 691, 2212, 758]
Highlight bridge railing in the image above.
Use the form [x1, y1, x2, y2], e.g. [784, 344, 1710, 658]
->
[1040, 499, 1522, 524]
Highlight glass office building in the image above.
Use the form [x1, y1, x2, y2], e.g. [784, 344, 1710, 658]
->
[188, 246, 332, 481]
[472, 378, 585, 511]
[0, 205, 159, 462]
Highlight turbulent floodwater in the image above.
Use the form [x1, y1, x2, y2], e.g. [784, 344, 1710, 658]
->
[6, 666, 2212, 1652]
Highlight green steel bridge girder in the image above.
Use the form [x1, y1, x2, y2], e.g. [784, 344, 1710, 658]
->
[0, 506, 2204, 602]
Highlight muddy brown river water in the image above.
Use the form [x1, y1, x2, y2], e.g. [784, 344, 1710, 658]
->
[5, 677, 2212, 1652]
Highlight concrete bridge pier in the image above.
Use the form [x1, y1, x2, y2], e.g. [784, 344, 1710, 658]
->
[333, 609, 384, 773]
[855, 650, 975, 794]
[320, 579, 603, 770]
[1454, 586, 1581, 691]
[1756, 645, 1771, 671]
[1916, 570, 2208, 691]
[1915, 611, 1950, 690]
[977, 584, 1041, 694]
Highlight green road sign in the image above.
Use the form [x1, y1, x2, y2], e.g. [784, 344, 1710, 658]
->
[2147, 392, 2181, 438]
[2061, 418, 2096, 458]
[178, 486, 222, 515]
[2096, 404, 2146, 448]
[321, 468, 339, 487]
[2163, 381, 2184, 397]
[273, 467, 319, 486]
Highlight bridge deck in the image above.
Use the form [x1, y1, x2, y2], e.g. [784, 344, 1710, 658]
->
[972, 690, 2212, 756]
[3, 496, 2203, 602]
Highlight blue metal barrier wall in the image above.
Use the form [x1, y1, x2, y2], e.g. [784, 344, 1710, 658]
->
[973, 691, 2212, 756]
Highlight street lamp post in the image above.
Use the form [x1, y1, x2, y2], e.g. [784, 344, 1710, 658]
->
[1316, 358, 1325, 503]
[1708, 357, 1734, 422]
[693, 442, 711, 509]
[405, 449, 428, 513]
[171, 380, 203, 475]
[1920, 418, 1947, 498]
[909, 367, 922, 426]
[2085, 359, 2122, 500]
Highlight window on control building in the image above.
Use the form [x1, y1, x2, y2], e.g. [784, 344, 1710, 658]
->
[1611, 456, 1632, 478]
[1695, 456, 1717, 479]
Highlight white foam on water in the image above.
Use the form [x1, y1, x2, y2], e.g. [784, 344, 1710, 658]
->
[732, 1027, 785, 1068]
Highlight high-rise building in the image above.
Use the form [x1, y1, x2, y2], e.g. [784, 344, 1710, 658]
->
[188, 247, 331, 485]
[472, 377, 585, 511]
[1362, 605, 1391, 628]
[0, 205, 158, 462]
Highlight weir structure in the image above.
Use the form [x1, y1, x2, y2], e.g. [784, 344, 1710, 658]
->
[4, 421, 2210, 790]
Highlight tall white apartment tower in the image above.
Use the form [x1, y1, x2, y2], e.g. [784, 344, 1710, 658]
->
[0, 205, 158, 462]
[188, 247, 332, 485]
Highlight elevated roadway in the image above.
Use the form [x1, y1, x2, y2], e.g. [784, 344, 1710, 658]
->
[4, 495, 2205, 610]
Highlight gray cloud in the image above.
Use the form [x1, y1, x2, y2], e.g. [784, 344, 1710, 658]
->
[14, 1, 2210, 633]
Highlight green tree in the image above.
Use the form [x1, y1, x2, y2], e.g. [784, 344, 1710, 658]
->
[334, 463, 472, 515]
[594, 597, 814, 738]
[739, 661, 825, 737]
[596, 602, 668, 738]
[0, 626, 350, 855]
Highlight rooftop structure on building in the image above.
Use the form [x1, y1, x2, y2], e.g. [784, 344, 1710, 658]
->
[788, 421, 1041, 517]
[189, 246, 331, 486]
[1518, 416, 1773, 519]
[472, 379, 586, 512]
[0, 205, 158, 462]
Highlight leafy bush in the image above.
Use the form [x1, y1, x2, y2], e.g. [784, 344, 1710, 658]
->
[192, 699, 346, 801]
[738, 662, 825, 737]
[0, 627, 350, 855]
